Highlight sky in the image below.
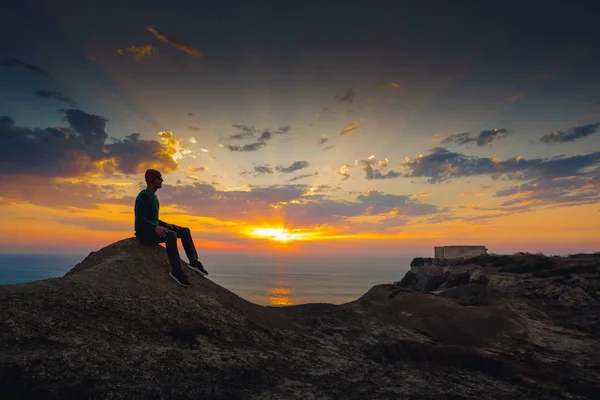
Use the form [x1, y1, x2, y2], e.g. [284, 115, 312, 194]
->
[1, 0, 599, 256]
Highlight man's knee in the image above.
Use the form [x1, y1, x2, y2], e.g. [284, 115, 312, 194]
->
[165, 230, 177, 241]
[180, 227, 191, 235]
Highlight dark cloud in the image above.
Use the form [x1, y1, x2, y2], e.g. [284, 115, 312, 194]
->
[401, 148, 600, 183]
[1, 57, 52, 79]
[286, 173, 316, 182]
[440, 132, 473, 145]
[0, 176, 131, 211]
[440, 129, 509, 147]
[225, 141, 266, 152]
[254, 164, 274, 175]
[35, 90, 77, 107]
[117, 45, 158, 61]
[61, 109, 109, 148]
[188, 126, 201, 131]
[356, 191, 438, 216]
[187, 112, 194, 116]
[276, 161, 309, 173]
[104, 132, 177, 174]
[318, 136, 328, 145]
[223, 125, 292, 152]
[334, 88, 355, 103]
[477, 128, 509, 146]
[158, 182, 438, 229]
[540, 123, 600, 144]
[356, 158, 401, 180]
[323, 145, 335, 151]
[0, 111, 177, 179]
[146, 26, 202, 57]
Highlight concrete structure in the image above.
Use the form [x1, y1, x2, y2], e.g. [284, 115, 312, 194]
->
[434, 246, 487, 259]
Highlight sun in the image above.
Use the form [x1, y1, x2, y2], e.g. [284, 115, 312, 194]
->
[248, 227, 323, 242]
[250, 228, 295, 242]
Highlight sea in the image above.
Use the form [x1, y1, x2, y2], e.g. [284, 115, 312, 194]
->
[0, 253, 412, 306]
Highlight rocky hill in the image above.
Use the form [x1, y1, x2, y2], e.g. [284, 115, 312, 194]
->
[1, 240, 599, 399]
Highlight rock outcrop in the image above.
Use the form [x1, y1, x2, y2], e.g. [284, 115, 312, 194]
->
[1, 239, 599, 399]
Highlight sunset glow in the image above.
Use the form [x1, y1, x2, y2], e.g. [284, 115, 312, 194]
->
[0, 2, 598, 256]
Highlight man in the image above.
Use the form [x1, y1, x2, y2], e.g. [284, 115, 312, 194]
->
[134, 169, 209, 287]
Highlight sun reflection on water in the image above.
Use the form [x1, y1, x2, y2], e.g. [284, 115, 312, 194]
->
[268, 287, 295, 306]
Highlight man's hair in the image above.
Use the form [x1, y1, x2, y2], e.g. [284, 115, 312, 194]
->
[145, 169, 162, 184]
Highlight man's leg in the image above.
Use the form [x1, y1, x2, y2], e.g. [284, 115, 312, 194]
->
[138, 230, 190, 287]
[173, 226, 199, 263]
[174, 226, 209, 275]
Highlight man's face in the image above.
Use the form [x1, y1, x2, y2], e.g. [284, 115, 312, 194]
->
[154, 176, 163, 189]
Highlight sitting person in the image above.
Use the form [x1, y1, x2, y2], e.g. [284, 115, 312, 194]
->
[134, 169, 208, 287]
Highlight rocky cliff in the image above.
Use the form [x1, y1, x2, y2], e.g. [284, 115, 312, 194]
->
[1, 240, 599, 399]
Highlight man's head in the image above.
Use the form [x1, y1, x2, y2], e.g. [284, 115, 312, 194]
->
[145, 169, 163, 189]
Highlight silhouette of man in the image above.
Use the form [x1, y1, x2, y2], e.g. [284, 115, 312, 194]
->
[134, 169, 208, 287]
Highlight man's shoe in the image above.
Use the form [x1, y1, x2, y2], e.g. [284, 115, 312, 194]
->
[169, 269, 190, 287]
[187, 261, 209, 276]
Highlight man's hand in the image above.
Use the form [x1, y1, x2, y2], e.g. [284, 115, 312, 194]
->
[165, 223, 181, 230]
[155, 225, 170, 238]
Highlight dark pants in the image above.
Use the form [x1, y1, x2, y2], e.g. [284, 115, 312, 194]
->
[137, 226, 200, 272]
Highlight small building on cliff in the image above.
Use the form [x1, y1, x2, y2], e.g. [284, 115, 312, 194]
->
[434, 245, 487, 259]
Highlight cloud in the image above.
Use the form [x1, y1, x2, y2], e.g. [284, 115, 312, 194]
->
[493, 173, 600, 211]
[400, 148, 600, 183]
[356, 190, 438, 216]
[0, 112, 177, 179]
[440, 132, 473, 145]
[509, 92, 526, 101]
[188, 166, 208, 172]
[540, 123, 600, 144]
[254, 164, 274, 175]
[223, 125, 292, 152]
[104, 132, 178, 174]
[62, 109, 109, 148]
[188, 137, 197, 144]
[535, 74, 552, 80]
[440, 128, 509, 147]
[286, 173, 315, 182]
[323, 145, 335, 151]
[375, 82, 400, 89]
[336, 165, 350, 180]
[276, 161, 309, 173]
[35, 90, 77, 107]
[356, 157, 401, 180]
[340, 120, 364, 135]
[188, 126, 201, 131]
[0, 176, 131, 210]
[117, 45, 158, 60]
[1, 57, 52, 79]
[146, 26, 202, 57]
[318, 135, 328, 145]
[187, 112, 194, 116]
[334, 88, 355, 103]
[225, 142, 266, 152]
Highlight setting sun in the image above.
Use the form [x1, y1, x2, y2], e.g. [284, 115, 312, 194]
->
[249, 227, 318, 242]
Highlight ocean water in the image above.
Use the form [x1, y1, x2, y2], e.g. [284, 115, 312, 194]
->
[0, 252, 412, 306]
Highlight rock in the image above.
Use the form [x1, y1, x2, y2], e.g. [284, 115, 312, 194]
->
[437, 283, 501, 306]
[1, 239, 599, 399]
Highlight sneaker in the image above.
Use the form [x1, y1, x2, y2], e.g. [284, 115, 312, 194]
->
[169, 269, 190, 287]
[187, 261, 209, 276]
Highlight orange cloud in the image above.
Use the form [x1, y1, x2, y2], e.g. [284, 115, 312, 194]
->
[340, 120, 364, 135]
[509, 91, 526, 101]
[117, 45, 158, 61]
[146, 26, 202, 57]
